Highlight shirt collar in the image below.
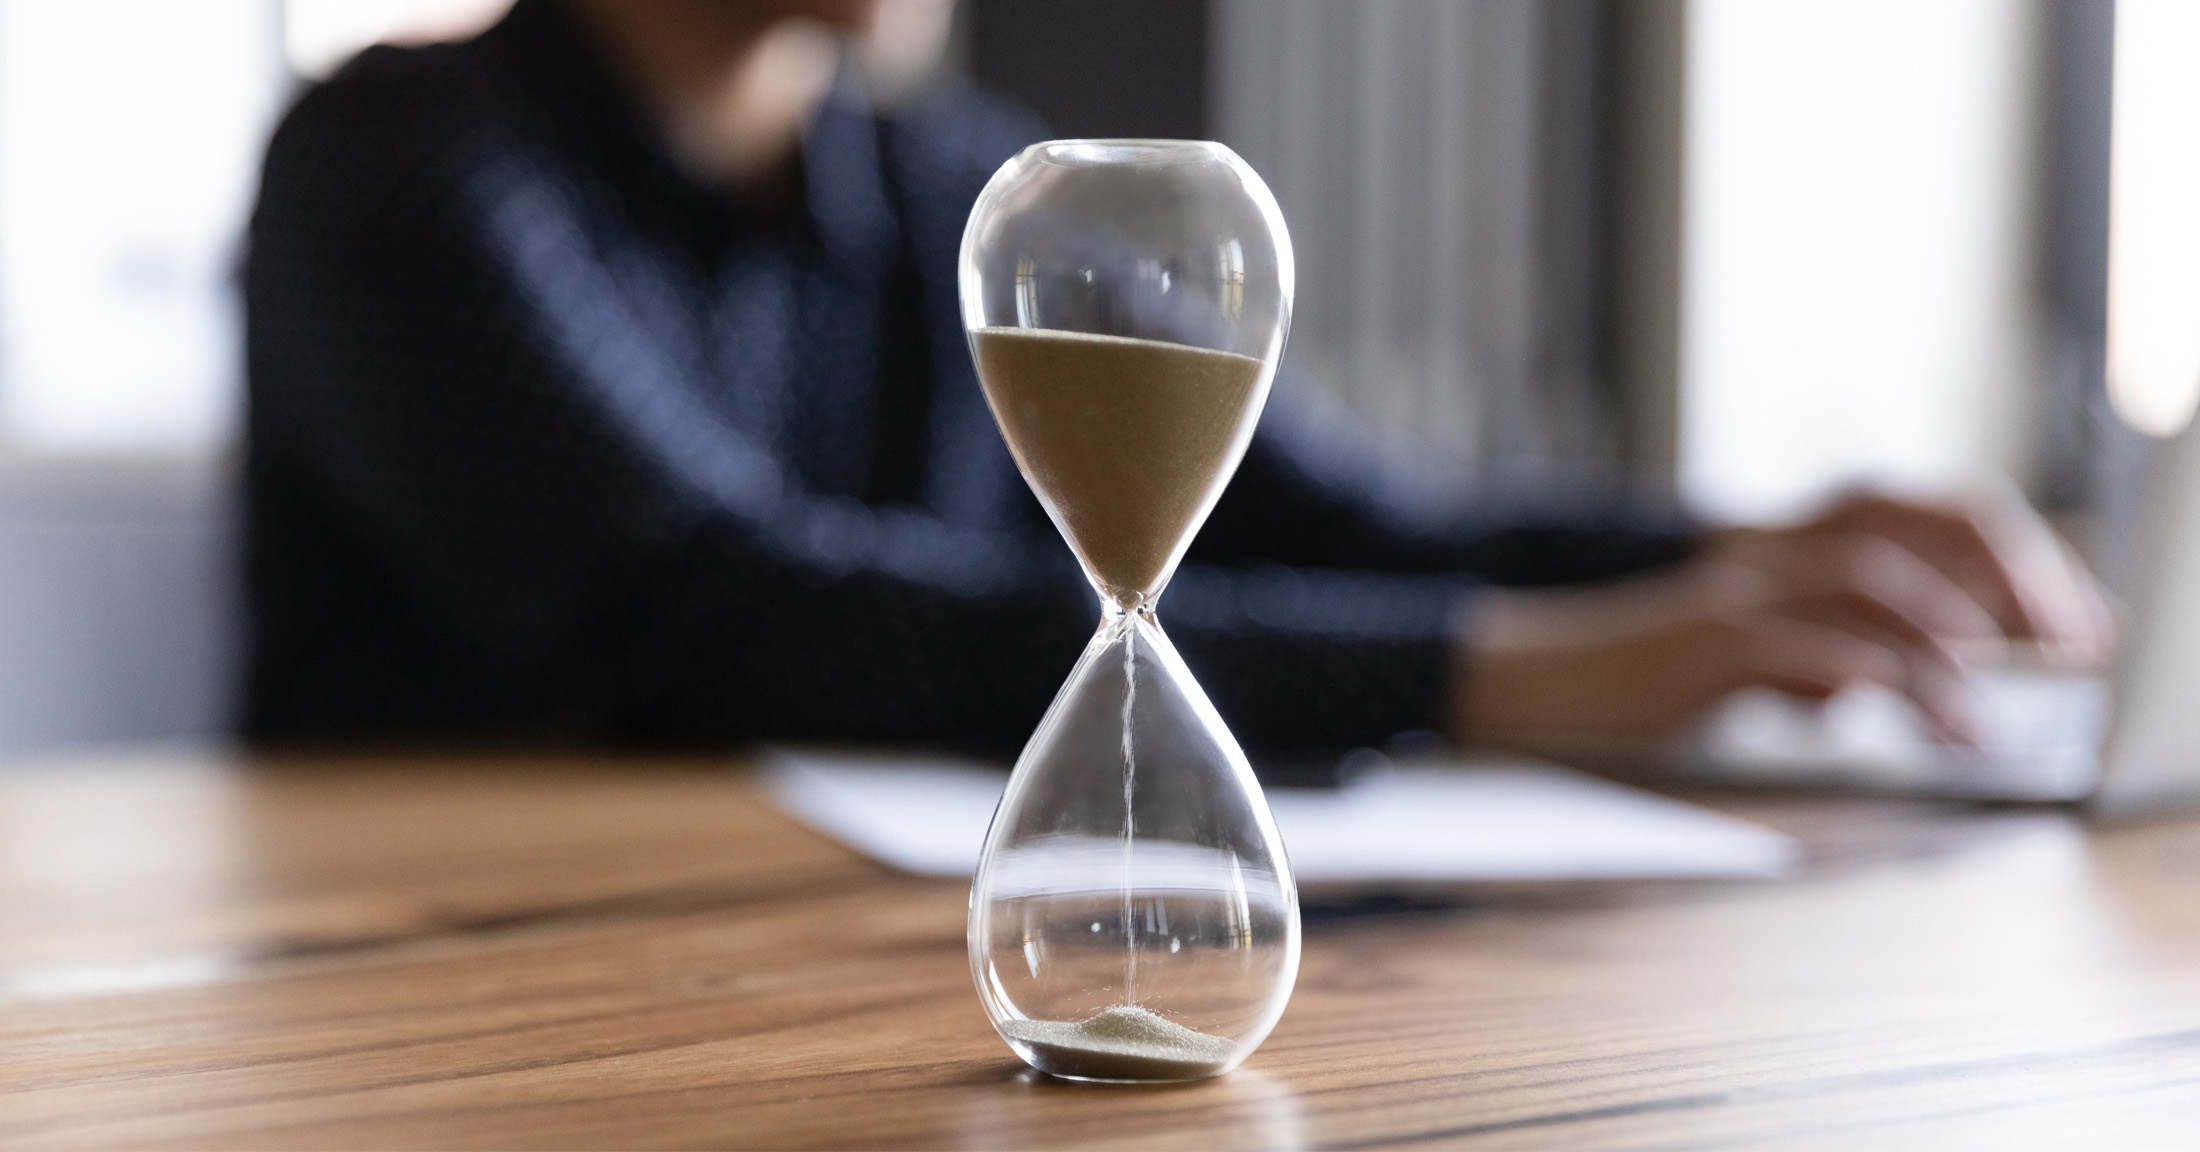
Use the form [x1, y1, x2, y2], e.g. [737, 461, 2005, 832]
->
[799, 68, 901, 276]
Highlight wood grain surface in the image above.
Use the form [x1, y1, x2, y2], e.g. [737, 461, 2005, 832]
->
[5, 748, 2200, 1149]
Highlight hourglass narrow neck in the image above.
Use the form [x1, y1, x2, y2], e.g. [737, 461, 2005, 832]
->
[1101, 590, 1159, 624]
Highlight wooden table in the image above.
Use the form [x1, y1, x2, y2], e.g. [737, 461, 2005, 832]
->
[5, 749, 2200, 1149]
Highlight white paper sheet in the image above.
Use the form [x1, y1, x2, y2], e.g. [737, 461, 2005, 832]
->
[763, 747, 1799, 884]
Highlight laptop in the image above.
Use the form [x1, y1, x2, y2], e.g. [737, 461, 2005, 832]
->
[1687, 417, 2200, 817]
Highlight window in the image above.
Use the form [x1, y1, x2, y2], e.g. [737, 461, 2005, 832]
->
[0, 0, 280, 454]
[1679, 0, 2035, 522]
[2105, 0, 2200, 438]
[0, 0, 506, 457]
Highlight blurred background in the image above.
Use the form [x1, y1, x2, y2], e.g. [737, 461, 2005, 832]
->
[0, 0, 2190, 759]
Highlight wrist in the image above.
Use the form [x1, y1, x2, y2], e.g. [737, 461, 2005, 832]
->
[1446, 588, 1561, 745]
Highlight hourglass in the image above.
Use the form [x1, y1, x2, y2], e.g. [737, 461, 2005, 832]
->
[959, 140, 1298, 1082]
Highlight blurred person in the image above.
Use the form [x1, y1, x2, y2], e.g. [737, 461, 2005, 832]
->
[243, 0, 2112, 771]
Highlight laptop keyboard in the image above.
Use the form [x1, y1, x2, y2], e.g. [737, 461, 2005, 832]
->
[1691, 668, 2109, 799]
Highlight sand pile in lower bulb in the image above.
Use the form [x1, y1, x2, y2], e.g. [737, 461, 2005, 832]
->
[999, 1005, 1241, 1081]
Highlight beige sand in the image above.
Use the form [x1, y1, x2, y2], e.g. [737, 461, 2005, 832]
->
[972, 327, 1265, 604]
[999, 1005, 1240, 1081]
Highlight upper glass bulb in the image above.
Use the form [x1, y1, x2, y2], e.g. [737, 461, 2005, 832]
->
[960, 139, 1293, 610]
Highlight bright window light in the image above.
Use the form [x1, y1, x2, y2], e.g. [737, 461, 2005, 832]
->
[0, 0, 512, 457]
[0, 0, 281, 455]
[1680, 0, 2027, 523]
[2105, 0, 2200, 439]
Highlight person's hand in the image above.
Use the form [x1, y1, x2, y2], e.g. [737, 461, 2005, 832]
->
[1451, 488, 2116, 755]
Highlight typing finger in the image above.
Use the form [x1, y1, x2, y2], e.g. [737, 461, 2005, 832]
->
[1728, 612, 1980, 744]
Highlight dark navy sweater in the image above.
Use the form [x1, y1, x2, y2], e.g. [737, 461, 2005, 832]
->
[243, 0, 1692, 761]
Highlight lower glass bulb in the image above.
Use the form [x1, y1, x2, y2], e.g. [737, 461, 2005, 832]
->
[968, 609, 1301, 1082]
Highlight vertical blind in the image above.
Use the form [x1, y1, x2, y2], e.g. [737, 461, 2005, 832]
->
[1212, 0, 1622, 500]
